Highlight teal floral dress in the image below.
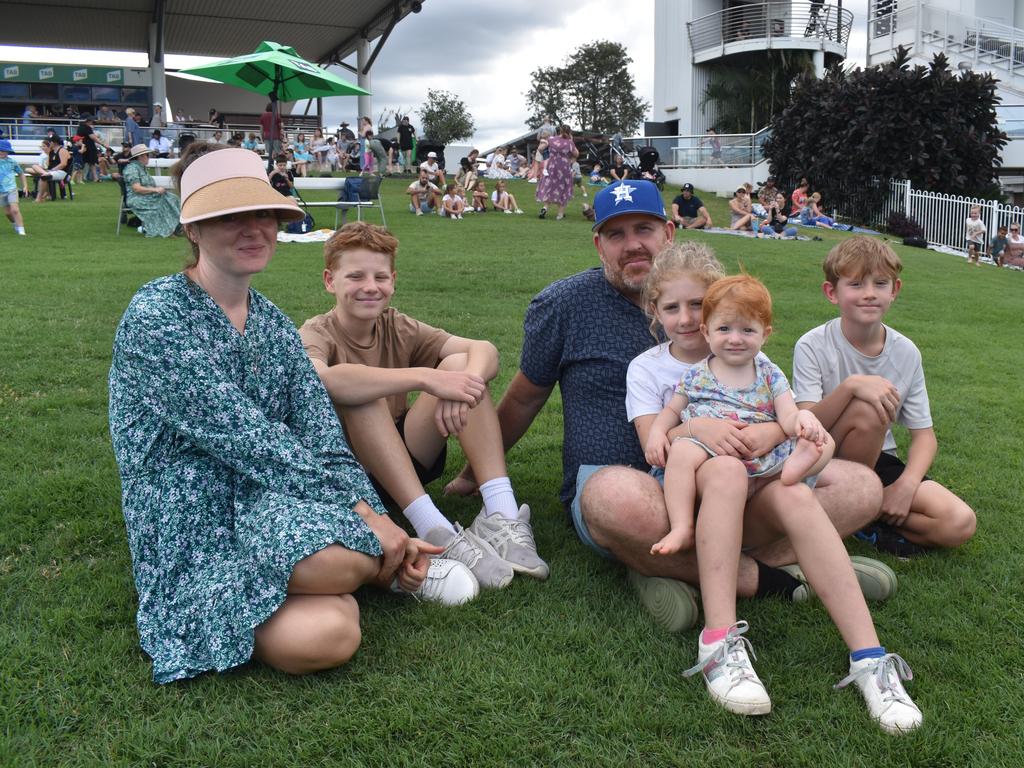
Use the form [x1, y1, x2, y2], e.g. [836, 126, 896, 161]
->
[122, 160, 181, 238]
[108, 274, 385, 683]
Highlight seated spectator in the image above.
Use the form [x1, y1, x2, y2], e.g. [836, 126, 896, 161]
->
[671, 183, 712, 230]
[589, 162, 610, 186]
[98, 147, 118, 179]
[292, 137, 313, 177]
[95, 104, 117, 124]
[471, 180, 488, 212]
[441, 182, 465, 219]
[759, 192, 798, 238]
[122, 145, 181, 237]
[790, 177, 809, 216]
[326, 137, 342, 172]
[268, 154, 296, 197]
[455, 157, 478, 198]
[298, 223, 547, 594]
[148, 130, 172, 158]
[212, 130, 224, 145]
[407, 169, 441, 215]
[241, 132, 259, 152]
[26, 138, 71, 201]
[609, 154, 630, 182]
[508, 149, 528, 177]
[989, 225, 1008, 266]
[419, 151, 445, 187]
[491, 180, 523, 214]
[757, 176, 778, 211]
[64, 105, 81, 121]
[729, 186, 754, 230]
[800, 192, 834, 228]
[1004, 223, 1024, 267]
[486, 147, 512, 179]
[310, 127, 329, 171]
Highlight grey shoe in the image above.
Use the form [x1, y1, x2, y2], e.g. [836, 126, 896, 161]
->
[627, 570, 699, 632]
[469, 504, 549, 580]
[424, 523, 514, 590]
[780, 555, 898, 603]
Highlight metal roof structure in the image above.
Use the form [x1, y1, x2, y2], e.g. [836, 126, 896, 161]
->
[0, 0, 422, 67]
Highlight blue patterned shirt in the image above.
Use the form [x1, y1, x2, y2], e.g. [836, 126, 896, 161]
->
[521, 268, 658, 506]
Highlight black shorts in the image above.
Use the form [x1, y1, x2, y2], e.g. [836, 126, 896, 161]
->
[873, 451, 931, 488]
[367, 410, 447, 511]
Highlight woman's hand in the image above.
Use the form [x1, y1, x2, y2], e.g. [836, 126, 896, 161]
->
[394, 538, 445, 592]
[362, 511, 410, 581]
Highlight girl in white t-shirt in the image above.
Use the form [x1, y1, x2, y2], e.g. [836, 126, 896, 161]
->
[490, 180, 523, 214]
[441, 182, 465, 219]
[623, 242, 922, 733]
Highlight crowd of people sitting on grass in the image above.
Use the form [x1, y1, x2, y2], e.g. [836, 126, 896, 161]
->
[97, 139, 985, 742]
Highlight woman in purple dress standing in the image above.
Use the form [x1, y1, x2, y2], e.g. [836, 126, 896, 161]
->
[536, 124, 579, 220]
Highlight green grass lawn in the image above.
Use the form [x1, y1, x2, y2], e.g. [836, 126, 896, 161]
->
[2, 176, 1022, 767]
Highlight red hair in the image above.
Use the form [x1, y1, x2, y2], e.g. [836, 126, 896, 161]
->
[701, 274, 773, 328]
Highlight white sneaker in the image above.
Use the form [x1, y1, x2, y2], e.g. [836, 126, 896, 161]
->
[424, 523, 514, 589]
[514, 209, 523, 214]
[683, 622, 771, 715]
[528, 178, 538, 183]
[469, 504, 549, 580]
[391, 557, 479, 605]
[835, 653, 923, 734]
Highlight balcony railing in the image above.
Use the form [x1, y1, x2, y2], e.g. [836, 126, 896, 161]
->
[629, 128, 773, 169]
[688, 2, 853, 61]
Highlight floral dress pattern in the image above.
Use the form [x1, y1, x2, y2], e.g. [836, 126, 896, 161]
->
[122, 160, 182, 238]
[678, 352, 795, 477]
[536, 136, 574, 206]
[108, 274, 385, 683]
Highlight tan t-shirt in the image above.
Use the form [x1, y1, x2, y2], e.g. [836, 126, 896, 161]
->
[299, 307, 452, 421]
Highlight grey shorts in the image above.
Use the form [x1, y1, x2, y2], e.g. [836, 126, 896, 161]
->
[3, 190, 19, 206]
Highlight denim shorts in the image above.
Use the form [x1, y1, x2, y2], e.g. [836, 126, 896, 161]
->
[569, 464, 665, 561]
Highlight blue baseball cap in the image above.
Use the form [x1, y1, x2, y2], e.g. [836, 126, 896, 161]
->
[0, 139, 12, 153]
[592, 179, 667, 231]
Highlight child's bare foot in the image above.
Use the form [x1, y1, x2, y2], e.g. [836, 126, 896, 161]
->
[651, 527, 694, 556]
[780, 437, 823, 485]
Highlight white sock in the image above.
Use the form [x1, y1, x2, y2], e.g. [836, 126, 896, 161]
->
[402, 494, 454, 537]
[15, 226, 25, 234]
[479, 477, 518, 519]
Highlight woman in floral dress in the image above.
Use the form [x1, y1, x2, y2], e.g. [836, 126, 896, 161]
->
[122, 145, 181, 237]
[109, 144, 442, 683]
[535, 124, 578, 220]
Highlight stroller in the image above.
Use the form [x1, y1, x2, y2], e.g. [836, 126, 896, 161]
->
[637, 146, 666, 190]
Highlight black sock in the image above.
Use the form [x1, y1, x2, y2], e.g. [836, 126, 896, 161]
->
[754, 559, 802, 600]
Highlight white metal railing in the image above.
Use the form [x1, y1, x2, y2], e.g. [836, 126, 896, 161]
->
[996, 104, 1024, 137]
[629, 128, 773, 168]
[855, 179, 1024, 254]
[870, 2, 1024, 79]
[687, 2, 853, 58]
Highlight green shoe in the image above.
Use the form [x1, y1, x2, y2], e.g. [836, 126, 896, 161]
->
[627, 570, 699, 632]
[780, 556, 898, 603]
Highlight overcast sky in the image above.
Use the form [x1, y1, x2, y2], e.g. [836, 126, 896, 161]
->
[0, 0, 870, 148]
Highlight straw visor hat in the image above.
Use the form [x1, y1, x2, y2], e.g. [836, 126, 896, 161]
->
[180, 147, 304, 224]
[129, 144, 153, 159]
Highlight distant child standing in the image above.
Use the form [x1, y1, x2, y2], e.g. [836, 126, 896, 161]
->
[792, 237, 976, 557]
[964, 206, 986, 266]
[0, 139, 29, 236]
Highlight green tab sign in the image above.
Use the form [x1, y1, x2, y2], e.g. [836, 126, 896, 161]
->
[1, 63, 125, 85]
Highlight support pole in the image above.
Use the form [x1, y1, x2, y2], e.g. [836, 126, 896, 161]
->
[148, 21, 166, 120]
[357, 37, 371, 123]
[813, 49, 825, 77]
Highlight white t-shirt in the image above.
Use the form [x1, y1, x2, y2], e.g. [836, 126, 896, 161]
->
[419, 160, 440, 180]
[965, 216, 987, 244]
[792, 319, 932, 454]
[625, 342, 695, 422]
[440, 193, 462, 215]
[149, 136, 172, 153]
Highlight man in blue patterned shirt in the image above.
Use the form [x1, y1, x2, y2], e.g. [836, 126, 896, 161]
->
[451, 181, 894, 631]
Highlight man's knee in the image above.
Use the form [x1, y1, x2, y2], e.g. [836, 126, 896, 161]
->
[582, 466, 664, 535]
[814, 458, 882, 530]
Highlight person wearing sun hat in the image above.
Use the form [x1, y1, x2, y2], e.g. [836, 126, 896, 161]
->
[108, 142, 455, 684]
[122, 143, 181, 237]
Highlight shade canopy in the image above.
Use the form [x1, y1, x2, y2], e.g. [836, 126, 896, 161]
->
[180, 41, 370, 102]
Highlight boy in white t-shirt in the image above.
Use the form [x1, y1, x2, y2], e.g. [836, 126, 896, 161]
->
[792, 236, 976, 557]
[964, 205, 986, 266]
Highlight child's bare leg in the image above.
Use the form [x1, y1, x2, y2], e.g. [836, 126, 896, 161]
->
[653, 440, 709, 555]
[695, 456, 748, 628]
[812, 399, 887, 467]
[781, 433, 835, 485]
[750, 481, 879, 650]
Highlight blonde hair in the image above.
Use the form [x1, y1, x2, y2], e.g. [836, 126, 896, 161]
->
[822, 235, 903, 285]
[642, 242, 726, 339]
[324, 221, 399, 271]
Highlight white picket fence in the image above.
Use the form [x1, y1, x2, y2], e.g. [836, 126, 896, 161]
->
[873, 180, 1024, 254]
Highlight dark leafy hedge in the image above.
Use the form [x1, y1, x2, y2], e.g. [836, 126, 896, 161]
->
[886, 211, 925, 238]
[764, 47, 1007, 224]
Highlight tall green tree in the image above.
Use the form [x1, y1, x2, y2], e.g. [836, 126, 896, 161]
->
[764, 47, 1007, 222]
[702, 50, 814, 134]
[525, 41, 648, 135]
[417, 89, 475, 144]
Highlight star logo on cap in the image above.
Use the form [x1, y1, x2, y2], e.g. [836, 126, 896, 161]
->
[612, 184, 636, 205]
